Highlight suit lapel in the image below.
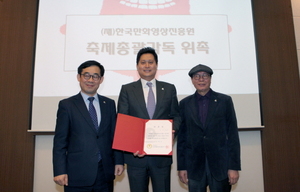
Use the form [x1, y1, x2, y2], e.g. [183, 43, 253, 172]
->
[205, 91, 219, 129]
[73, 93, 97, 133]
[132, 80, 149, 118]
[98, 94, 108, 134]
[154, 80, 165, 118]
[187, 93, 203, 129]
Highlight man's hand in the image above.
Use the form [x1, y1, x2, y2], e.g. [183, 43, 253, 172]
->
[133, 151, 146, 157]
[115, 165, 124, 176]
[178, 170, 188, 184]
[54, 174, 68, 186]
[228, 170, 239, 185]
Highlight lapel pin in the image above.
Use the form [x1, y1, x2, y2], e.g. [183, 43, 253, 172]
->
[162, 88, 164, 90]
[103, 101, 106, 104]
[214, 99, 217, 102]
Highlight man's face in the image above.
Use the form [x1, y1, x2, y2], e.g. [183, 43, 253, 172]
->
[137, 53, 157, 81]
[192, 71, 211, 96]
[77, 65, 103, 96]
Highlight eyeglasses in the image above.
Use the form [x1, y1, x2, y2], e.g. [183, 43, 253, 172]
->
[81, 73, 101, 81]
[193, 73, 210, 80]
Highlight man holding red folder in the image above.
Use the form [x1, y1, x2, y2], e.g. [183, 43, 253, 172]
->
[117, 47, 180, 192]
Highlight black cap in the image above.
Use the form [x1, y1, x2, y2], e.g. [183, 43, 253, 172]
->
[188, 64, 213, 77]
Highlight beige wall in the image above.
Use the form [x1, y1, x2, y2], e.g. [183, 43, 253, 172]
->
[34, 131, 264, 192]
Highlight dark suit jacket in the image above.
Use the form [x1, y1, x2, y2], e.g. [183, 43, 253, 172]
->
[117, 79, 180, 168]
[53, 93, 124, 187]
[177, 90, 241, 181]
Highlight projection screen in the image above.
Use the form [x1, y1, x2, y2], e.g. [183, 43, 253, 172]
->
[31, 0, 262, 131]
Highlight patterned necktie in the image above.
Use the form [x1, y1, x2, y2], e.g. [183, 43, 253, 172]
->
[88, 97, 98, 131]
[88, 97, 101, 161]
[146, 82, 156, 119]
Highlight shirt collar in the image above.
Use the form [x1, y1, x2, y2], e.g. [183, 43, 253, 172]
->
[141, 78, 156, 88]
[80, 92, 98, 102]
[196, 89, 212, 100]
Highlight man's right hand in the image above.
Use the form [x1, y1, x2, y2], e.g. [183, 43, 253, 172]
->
[54, 174, 68, 186]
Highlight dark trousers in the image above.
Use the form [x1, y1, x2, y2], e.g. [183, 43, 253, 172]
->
[188, 163, 231, 192]
[127, 164, 171, 192]
[64, 161, 113, 192]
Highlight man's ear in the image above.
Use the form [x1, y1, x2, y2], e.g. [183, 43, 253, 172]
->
[77, 74, 81, 82]
[99, 76, 104, 84]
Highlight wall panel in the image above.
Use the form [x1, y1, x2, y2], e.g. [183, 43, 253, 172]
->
[252, 0, 300, 191]
[0, 0, 37, 191]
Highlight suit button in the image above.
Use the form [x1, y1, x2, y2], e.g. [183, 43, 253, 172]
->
[97, 136, 99, 139]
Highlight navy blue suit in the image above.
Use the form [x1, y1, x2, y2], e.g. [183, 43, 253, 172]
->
[53, 93, 123, 187]
[177, 90, 241, 182]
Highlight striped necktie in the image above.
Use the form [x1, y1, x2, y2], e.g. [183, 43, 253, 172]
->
[88, 97, 98, 130]
[88, 97, 101, 161]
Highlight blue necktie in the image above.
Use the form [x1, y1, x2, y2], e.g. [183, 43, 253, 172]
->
[88, 97, 101, 161]
[146, 82, 156, 119]
[88, 97, 98, 131]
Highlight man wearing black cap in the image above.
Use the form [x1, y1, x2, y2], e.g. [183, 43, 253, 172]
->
[177, 64, 241, 192]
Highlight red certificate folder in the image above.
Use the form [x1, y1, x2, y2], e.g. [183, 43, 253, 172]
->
[113, 113, 173, 155]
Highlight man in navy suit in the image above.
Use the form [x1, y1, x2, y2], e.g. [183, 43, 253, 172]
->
[53, 60, 124, 192]
[177, 64, 241, 192]
[117, 47, 180, 192]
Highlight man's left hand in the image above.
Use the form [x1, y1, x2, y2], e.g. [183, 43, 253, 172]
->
[228, 170, 239, 185]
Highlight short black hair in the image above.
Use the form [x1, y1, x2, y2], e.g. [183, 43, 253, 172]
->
[77, 60, 105, 76]
[136, 47, 158, 64]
